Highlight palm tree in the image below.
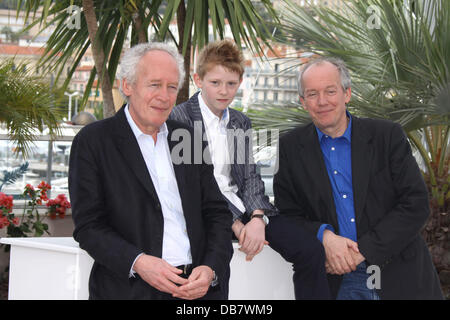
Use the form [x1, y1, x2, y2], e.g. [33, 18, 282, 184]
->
[17, 0, 278, 118]
[249, 0, 449, 296]
[0, 59, 62, 157]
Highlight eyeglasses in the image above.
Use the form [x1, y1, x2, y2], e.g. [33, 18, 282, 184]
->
[303, 89, 338, 101]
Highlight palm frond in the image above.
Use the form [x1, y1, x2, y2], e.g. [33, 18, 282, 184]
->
[251, 0, 449, 132]
[0, 162, 29, 191]
[0, 59, 62, 157]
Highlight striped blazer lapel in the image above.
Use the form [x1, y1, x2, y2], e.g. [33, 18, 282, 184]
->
[186, 92, 203, 124]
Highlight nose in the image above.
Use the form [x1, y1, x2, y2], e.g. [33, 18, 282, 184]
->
[317, 92, 327, 106]
[218, 83, 227, 95]
[158, 86, 170, 102]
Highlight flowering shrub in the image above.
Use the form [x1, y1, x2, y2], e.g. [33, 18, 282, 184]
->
[0, 181, 70, 240]
[46, 193, 71, 220]
[0, 193, 16, 229]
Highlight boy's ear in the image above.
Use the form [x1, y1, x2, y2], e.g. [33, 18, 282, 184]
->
[193, 73, 203, 88]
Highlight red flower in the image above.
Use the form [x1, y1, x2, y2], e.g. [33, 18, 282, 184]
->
[0, 215, 9, 228]
[46, 194, 71, 219]
[37, 181, 51, 190]
[0, 192, 13, 213]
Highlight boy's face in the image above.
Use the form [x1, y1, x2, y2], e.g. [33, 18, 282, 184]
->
[194, 64, 242, 118]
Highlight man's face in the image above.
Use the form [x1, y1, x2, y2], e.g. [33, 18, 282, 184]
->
[122, 50, 179, 135]
[300, 62, 351, 137]
[193, 64, 242, 117]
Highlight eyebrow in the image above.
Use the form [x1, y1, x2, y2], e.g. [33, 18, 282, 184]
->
[208, 79, 239, 83]
[305, 85, 338, 92]
[147, 79, 178, 85]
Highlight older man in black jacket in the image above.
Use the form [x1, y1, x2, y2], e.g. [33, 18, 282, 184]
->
[69, 42, 232, 300]
[274, 57, 443, 299]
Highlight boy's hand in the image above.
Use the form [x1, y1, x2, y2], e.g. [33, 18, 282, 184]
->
[238, 210, 268, 261]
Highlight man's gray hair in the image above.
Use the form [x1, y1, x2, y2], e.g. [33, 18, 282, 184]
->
[297, 57, 351, 97]
[118, 42, 185, 99]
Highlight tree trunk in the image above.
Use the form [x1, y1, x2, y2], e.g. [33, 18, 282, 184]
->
[82, 0, 116, 118]
[132, 12, 148, 44]
[176, 0, 193, 105]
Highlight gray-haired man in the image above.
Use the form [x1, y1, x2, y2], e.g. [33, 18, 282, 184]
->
[274, 57, 443, 299]
[69, 42, 232, 300]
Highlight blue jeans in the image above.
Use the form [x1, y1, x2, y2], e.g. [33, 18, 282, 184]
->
[336, 262, 380, 300]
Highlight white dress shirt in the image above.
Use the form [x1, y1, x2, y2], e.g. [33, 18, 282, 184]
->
[125, 105, 192, 270]
[198, 93, 246, 214]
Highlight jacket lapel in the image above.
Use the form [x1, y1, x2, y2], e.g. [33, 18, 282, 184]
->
[113, 106, 160, 205]
[167, 122, 187, 199]
[227, 114, 240, 170]
[186, 92, 204, 125]
[167, 121, 196, 232]
[298, 124, 339, 229]
[351, 117, 373, 227]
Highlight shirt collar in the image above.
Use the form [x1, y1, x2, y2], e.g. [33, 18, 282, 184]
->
[316, 110, 352, 142]
[198, 91, 229, 126]
[124, 104, 168, 140]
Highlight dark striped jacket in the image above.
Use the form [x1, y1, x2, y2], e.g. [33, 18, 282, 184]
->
[169, 92, 277, 221]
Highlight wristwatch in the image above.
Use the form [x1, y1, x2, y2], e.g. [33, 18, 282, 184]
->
[251, 214, 269, 226]
[211, 270, 219, 287]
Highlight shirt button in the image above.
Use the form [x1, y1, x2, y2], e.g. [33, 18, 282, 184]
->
[334, 170, 338, 175]
[351, 218, 355, 222]
[331, 147, 336, 151]
[343, 194, 347, 199]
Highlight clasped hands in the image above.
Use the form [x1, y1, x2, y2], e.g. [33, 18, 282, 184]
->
[322, 229, 365, 275]
[232, 210, 268, 262]
[133, 254, 214, 300]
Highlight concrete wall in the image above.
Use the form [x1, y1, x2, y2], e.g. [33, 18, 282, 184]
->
[0, 216, 74, 280]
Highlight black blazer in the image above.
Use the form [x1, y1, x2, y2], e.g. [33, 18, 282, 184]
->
[274, 116, 443, 299]
[69, 106, 232, 299]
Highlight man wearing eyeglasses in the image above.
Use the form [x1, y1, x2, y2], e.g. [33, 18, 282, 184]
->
[274, 57, 443, 300]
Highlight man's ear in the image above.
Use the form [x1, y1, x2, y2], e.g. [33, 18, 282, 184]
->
[299, 96, 307, 110]
[193, 73, 203, 89]
[345, 87, 352, 104]
[121, 78, 133, 97]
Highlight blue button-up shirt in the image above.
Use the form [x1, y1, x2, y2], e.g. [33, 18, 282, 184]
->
[316, 112, 357, 243]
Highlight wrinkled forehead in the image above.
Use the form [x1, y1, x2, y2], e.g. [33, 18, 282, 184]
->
[138, 50, 178, 69]
[302, 61, 341, 84]
[135, 50, 179, 80]
[303, 61, 340, 79]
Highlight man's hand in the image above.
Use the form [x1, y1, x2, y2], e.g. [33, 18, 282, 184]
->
[325, 249, 366, 274]
[174, 265, 214, 300]
[133, 254, 187, 296]
[349, 249, 366, 266]
[323, 230, 359, 275]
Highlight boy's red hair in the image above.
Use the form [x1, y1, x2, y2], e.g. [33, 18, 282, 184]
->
[196, 39, 244, 79]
